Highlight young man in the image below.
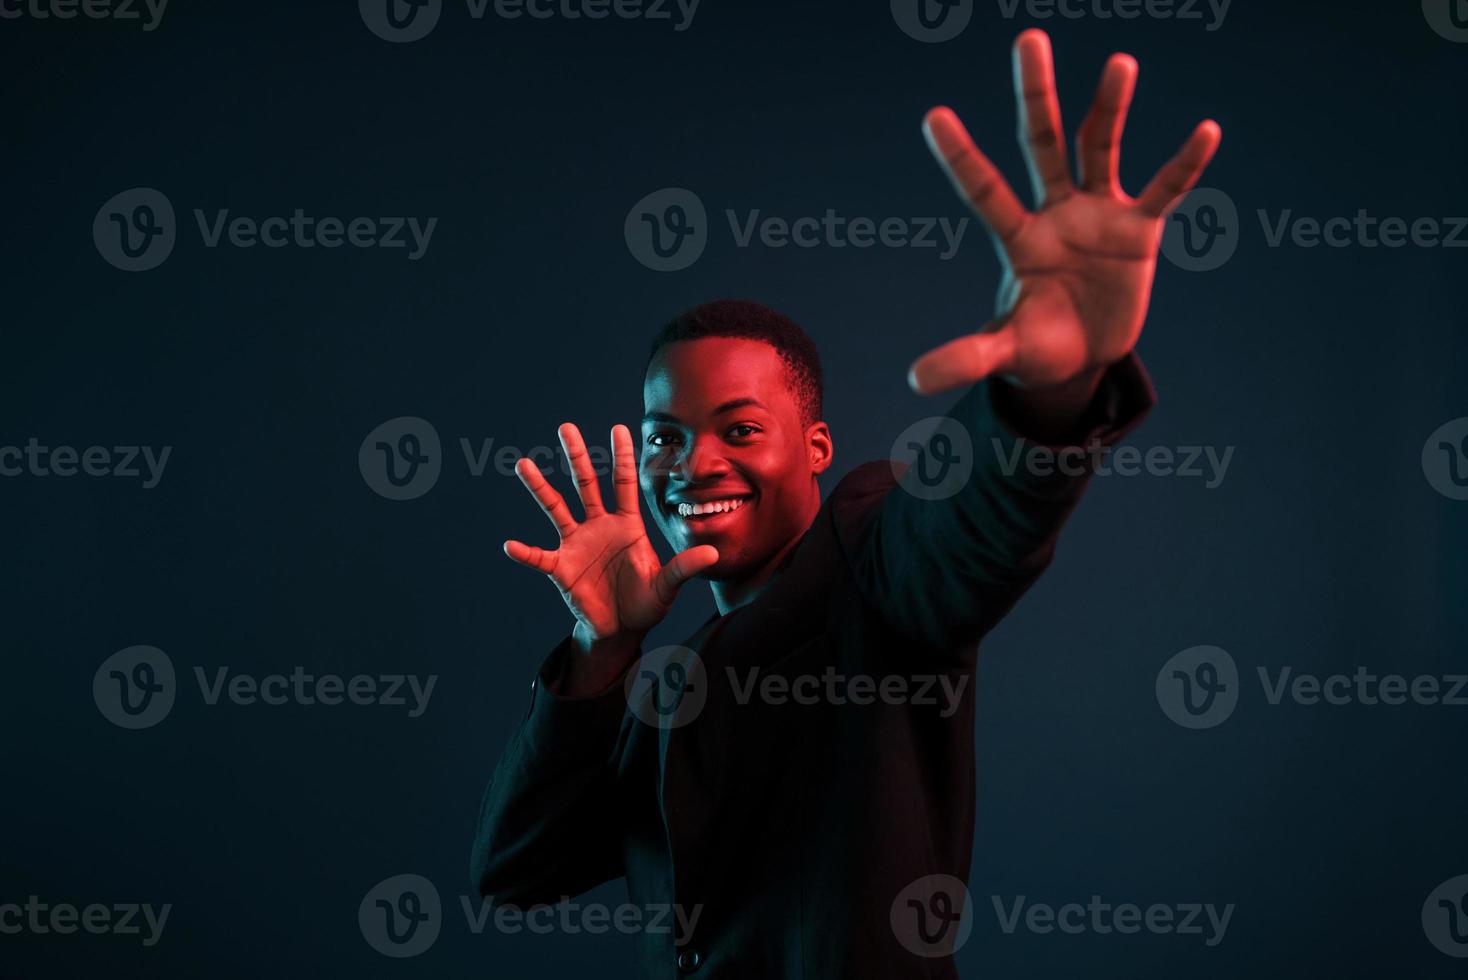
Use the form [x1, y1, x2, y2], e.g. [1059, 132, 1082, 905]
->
[472, 29, 1219, 978]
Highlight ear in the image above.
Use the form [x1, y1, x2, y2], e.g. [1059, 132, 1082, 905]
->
[805, 421, 834, 476]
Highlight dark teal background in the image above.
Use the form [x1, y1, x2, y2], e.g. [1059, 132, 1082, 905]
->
[2, 0, 1465, 976]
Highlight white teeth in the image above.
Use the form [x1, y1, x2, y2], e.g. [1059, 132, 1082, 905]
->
[675, 498, 746, 518]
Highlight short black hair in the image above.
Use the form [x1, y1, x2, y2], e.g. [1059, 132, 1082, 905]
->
[647, 299, 824, 427]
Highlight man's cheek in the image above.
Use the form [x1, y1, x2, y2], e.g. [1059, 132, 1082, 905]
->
[738, 448, 791, 488]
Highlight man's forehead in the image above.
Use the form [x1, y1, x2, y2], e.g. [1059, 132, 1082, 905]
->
[642, 338, 791, 413]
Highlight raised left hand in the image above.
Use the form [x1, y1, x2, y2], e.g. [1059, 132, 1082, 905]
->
[909, 29, 1221, 395]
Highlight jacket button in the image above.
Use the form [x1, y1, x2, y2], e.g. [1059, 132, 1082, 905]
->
[676, 949, 702, 973]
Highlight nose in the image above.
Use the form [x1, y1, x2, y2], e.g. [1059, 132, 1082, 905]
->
[672, 434, 731, 484]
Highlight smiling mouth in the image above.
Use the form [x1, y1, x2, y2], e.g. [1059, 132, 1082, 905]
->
[672, 497, 749, 518]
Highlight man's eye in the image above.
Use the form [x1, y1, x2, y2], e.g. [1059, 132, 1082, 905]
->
[728, 424, 760, 439]
[646, 432, 682, 449]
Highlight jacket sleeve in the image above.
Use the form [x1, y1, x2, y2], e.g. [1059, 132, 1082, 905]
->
[469, 637, 629, 906]
[835, 353, 1157, 657]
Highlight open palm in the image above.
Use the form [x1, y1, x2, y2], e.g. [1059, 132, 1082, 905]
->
[503, 423, 717, 641]
[909, 29, 1221, 394]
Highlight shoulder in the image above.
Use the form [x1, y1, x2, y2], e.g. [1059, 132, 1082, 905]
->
[824, 460, 896, 532]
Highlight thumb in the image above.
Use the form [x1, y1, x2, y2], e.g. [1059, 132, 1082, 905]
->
[654, 545, 720, 605]
[908, 322, 1019, 395]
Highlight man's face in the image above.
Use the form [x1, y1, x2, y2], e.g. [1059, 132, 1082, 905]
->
[641, 337, 831, 581]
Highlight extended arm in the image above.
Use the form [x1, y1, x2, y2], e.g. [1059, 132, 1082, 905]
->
[845, 31, 1218, 652]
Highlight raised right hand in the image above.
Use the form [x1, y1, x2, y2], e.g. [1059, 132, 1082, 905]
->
[504, 422, 719, 647]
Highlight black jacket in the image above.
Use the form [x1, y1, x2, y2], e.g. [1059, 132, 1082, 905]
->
[471, 357, 1155, 978]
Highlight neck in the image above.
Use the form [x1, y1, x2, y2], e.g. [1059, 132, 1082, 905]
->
[708, 498, 820, 615]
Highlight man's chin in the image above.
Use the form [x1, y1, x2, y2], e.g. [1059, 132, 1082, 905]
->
[659, 516, 774, 582]
[698, 557, 747, 583]
[664, 531, 754, 582]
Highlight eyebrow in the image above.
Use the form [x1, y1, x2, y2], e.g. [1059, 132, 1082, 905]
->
[642, 397, 769, 424]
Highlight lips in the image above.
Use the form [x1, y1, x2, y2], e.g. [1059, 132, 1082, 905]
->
[666, 492, 753, 521]
[675, 498, 747, 518]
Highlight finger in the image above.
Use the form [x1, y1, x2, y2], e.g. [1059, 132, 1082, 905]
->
[515, 456, 577, 537]
[923, 107, 1029, 244]
[1013, 29, 1073, 207]
[557, 422, 606, 519]
[611, 423, 640, 515]
[1076, 53, 1138, 194]
[1136, 119, 1222, 217]
[654, 545, 720, 606]
[907, 324, 1020, 395]
[503, 539, 558, 575]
